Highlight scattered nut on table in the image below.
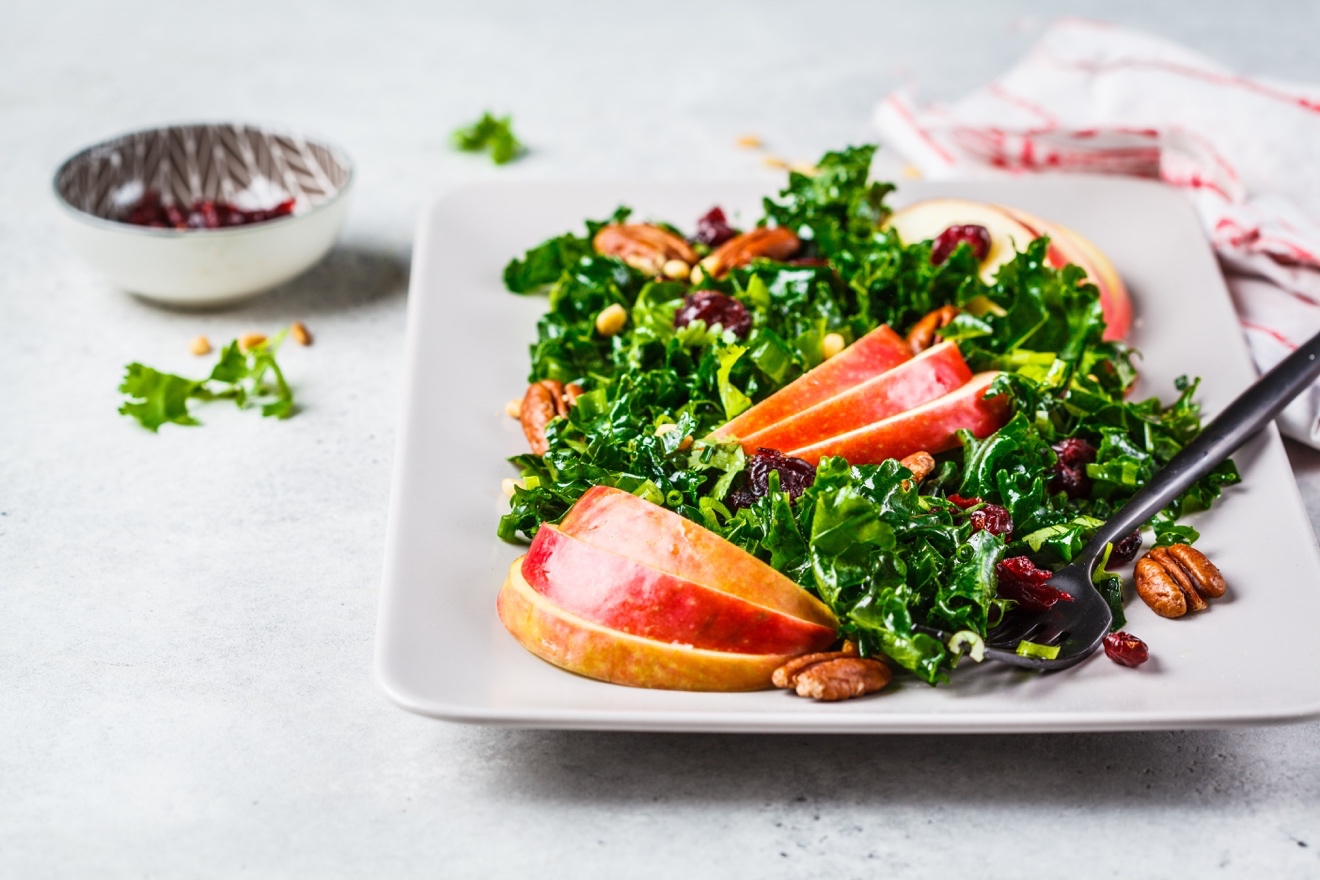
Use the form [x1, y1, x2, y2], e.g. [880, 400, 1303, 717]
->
[238, 332, 267, 352]
[1134, 543, 1227, 618]
[190, 335, 212, 356]
[290, 321, 313, 346]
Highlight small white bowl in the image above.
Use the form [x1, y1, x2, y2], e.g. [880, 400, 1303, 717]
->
[53, 123, 354, 307]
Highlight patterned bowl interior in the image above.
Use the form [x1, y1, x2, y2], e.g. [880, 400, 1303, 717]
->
[55, 123, 352, 224]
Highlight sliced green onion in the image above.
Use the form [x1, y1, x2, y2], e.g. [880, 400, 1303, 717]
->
[1016, 640, 1061, 660]
[947, 630, 985, 664]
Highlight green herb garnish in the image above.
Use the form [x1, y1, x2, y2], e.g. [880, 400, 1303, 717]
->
[452, 112, 524, 165]
[118, 331, 295, 431]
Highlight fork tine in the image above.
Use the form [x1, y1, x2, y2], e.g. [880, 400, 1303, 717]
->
[985, 615, 1046, 648]
[1033, 624, 1072, 647]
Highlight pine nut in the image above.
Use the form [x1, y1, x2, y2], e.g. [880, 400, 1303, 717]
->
[239, 333, 267, 352]
[662, 259, 690, 280]
[595, 303, 628, 337]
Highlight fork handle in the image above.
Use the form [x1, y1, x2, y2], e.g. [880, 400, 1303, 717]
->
[1080, 327, 1320, 563]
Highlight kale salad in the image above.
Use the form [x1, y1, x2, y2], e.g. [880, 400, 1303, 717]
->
[496, 145, 1238, 684]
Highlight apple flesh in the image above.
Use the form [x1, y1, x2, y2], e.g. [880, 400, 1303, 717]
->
[736, 341, 973, 455]
[884, 198, 1039, 284]
[498, 560, 795, 691]
[787, 371, 1010, 466]
[523, 524, 837, 655]
[887, 197, 1132, 341]
[999, 206, 1132, 341]
[560, 485, 836, 629]
[710, 324, 911, 443]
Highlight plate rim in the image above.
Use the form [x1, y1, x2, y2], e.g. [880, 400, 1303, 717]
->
[376, 176, 1320, 732]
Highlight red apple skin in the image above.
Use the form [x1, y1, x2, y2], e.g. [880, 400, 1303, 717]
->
[497, 560, 796, 691]
[710, 324, 911, 443]
[560, 486, 837, 629]
[787, 372, 1010, 466]
[522, 525, 837, 655]
[737, 342, 973, 455]
[1000, 206, 1132, 341]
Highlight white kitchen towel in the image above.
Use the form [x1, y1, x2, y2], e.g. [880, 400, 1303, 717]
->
[875, 18, 1320, 447]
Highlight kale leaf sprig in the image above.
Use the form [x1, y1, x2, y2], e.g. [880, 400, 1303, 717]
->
[118, 331, 295, 431]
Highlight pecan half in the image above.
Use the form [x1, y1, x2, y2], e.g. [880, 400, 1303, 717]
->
[906, 305, 960, 353]
[773, 648, 890, 702]
[519, 380, 583, 455]
[794, 658, 892, 701]
[771, 649, 854, 689]
[1134, 543, 1227, 618]
[699, 227, 800, 279]
[899, 451, 936, 486]
[593, 224, 697, 276]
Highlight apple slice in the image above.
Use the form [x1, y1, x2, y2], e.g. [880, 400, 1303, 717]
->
[560, 486, 836, 629]
[497, 559, 796, 691]
[787, 371, 1010, 466]
[737, 341, 973, 455]
[999, 206, 1132, 340]
[523, 525, 837, 655]
[884, 198, 1039, 284]
[709, 324, 911, 443]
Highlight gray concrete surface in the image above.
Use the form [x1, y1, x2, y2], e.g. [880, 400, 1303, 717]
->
[3, 1, 1320, 876]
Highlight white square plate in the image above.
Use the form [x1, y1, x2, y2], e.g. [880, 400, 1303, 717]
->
[376, 176, 1320, 732]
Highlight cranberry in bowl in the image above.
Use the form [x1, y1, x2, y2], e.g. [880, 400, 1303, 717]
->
[53, 123, 353, 306]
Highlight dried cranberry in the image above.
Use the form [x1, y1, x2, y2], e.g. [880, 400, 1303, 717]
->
[1050, 465, 1089, 499]
[930, 224, 992, 265]
[1102, 631, 1149, 667]
[124, 190, 167, 226]
[120, 189, 295, 231]
[995, 556, 1073, 612]
[163, 202, 187, 227]
[693, 206, 738, 247]
[1050, 437, 1097, 499]
[674, 290, 752, 339]
[187, 200, 222, 229]
[726, 448, 816, 511]
[947, 494, 981, 509]
[1052, 437, 1097, 469]
[1109, 530, 1142, 566]
[969, 503, 1013, 537]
